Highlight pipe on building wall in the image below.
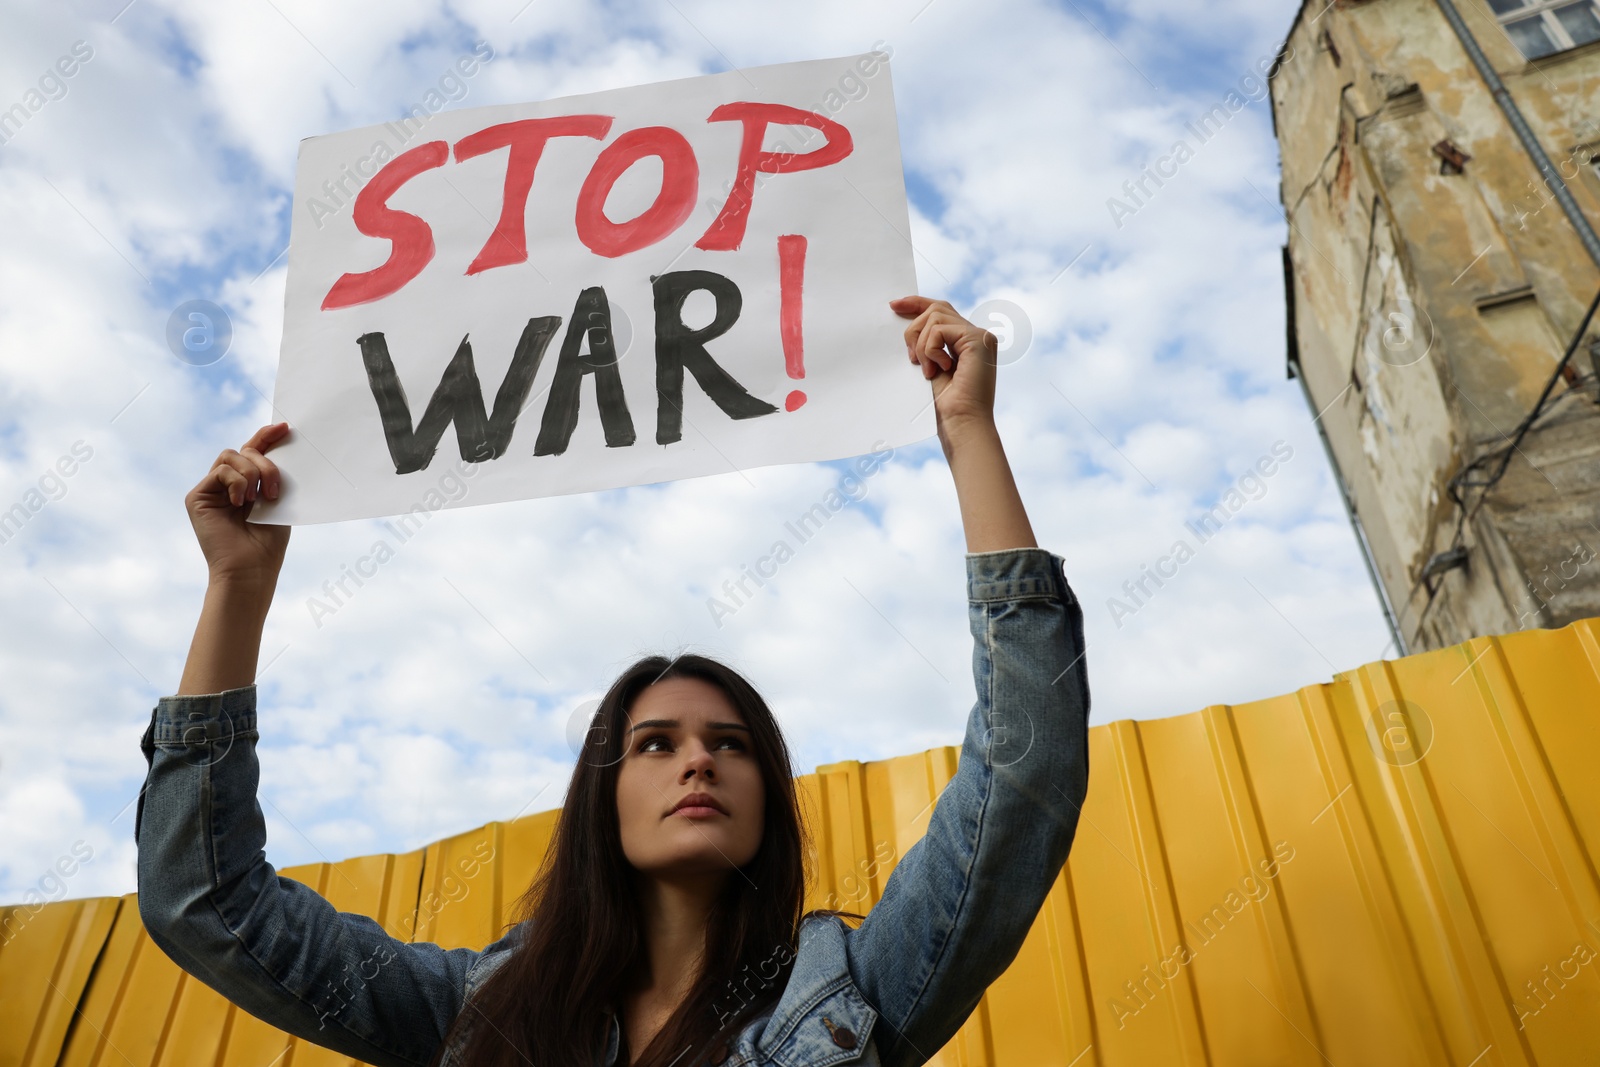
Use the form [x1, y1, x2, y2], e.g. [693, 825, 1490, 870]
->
[1433, 0, 1600, 269]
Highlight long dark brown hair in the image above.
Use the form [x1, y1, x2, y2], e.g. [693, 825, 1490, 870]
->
[439, 652, 829, 1067]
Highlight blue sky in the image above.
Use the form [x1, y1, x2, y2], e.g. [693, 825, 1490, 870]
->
[0, 0, 1392, 904]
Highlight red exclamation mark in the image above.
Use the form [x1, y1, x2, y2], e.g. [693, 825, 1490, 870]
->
[779, 234, 807, 411]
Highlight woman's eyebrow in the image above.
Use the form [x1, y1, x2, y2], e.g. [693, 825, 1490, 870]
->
[627, 718, 676, 733]
[625, 719, 751, 733]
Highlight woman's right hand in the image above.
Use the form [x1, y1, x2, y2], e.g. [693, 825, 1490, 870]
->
[185, 422, 292, 586]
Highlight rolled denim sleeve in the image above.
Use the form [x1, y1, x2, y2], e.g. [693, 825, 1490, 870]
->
[843, 547, 1090, 1067]
[134, 686, 478, 1067]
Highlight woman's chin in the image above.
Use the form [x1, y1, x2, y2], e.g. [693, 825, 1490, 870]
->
[635, 845, 754, 882]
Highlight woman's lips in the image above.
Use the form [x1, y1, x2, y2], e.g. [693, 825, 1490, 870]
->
[668, 792, 728, 818]
[671, 805, 726, 819]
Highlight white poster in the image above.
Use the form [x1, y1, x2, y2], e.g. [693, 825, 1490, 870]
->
[250, 51, 931, 526]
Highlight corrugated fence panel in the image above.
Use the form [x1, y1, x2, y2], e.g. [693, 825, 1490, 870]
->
[416, 822, 502, 951]
[6, 617, 1600, 1064]
[57, 889, 185, 1067]
[1240, 687, 1448, 1065]
[1077, 719, 1209, 1065]
[495, 807, 559, 932]
[810, 759, 874, 917]
[0, 895, 119, 1067]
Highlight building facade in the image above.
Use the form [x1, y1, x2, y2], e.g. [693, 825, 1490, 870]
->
[1271, 0, 1600, 653]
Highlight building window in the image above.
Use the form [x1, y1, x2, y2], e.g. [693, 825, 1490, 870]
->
[1491, 0, 1600, 59]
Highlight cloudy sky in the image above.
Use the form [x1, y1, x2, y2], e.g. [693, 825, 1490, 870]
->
[0, 0, 1391, 905]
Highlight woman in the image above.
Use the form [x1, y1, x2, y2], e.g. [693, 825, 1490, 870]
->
[135, 296, 1090, 1067]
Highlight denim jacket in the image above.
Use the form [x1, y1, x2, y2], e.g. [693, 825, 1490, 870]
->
[135, 547, 1089, 1067]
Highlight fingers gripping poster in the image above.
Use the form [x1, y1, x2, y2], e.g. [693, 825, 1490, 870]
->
[249, 51, 932, 526]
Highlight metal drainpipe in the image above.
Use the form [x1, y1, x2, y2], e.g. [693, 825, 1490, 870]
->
[1434, 0, 1600, 269]
[1290, 357, 1410, 657]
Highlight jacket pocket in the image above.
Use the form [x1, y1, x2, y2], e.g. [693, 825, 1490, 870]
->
[765, 980, 879, 1067]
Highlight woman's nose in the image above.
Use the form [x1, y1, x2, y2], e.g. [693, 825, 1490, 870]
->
[680, 743, 717, 781]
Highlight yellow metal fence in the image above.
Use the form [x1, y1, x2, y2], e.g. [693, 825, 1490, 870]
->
[4, 617, 1599, 1065]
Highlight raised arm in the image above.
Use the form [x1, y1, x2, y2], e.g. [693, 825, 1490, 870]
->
[135, 424, 485, 1067]
[839, 299, 1090, 1066]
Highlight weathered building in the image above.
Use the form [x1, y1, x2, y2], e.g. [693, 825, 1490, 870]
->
[1271, 0, 1600, 653]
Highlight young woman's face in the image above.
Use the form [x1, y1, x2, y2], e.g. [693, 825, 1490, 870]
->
[615, 676, 766, 880]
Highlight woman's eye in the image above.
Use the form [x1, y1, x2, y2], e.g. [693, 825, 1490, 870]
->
[634, 734, 744, 754]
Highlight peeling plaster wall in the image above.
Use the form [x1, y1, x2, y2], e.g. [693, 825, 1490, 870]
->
[1272, 0, 1600, 651]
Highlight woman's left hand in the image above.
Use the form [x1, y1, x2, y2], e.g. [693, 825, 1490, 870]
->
[889, 296, 998, 447]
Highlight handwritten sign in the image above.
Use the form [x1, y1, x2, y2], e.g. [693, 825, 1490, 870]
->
[249, 51, 932, 526]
